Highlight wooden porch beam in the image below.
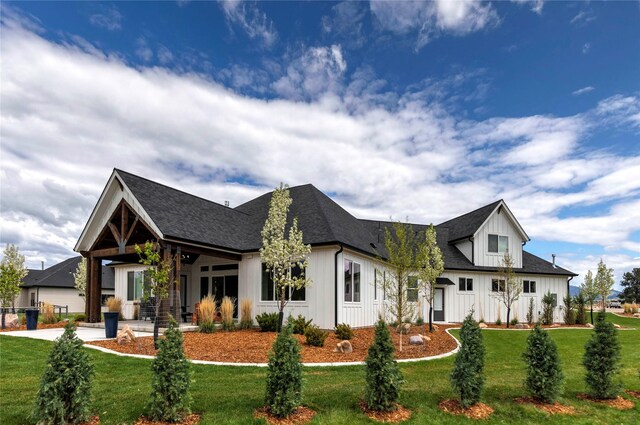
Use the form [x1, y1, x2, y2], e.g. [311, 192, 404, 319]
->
[175, 243, 242, 262]
[90, 243, 154, 258]
[124, 216, 139, 244]
[107, 222, 122, 245]
[120, 202, 128, 242]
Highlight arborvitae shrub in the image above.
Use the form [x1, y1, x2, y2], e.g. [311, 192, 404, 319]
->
[33, 323, 94, 425]
[563, 295, 575, 325]
[304, 324, 328, 347]
[526, 298, 535, 325]
[289, 314, 312, 335]
[583, 312, 622, 399]
[450, 313, 485, 408]
[542, 292, 555, 325]
[256, 312, 279, 332]
[334, 323, 353, 340]
[522, 323, 564, 403]
[146, 316, 192, 422]
[265, 324, 303, 418]
[574, 292, 587, 325]
[364, 320, 404, 411]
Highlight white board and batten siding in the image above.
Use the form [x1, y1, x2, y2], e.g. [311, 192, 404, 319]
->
[474, 207, 526, 268]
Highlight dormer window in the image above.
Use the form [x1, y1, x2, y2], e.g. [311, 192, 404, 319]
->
[488, 234, 508, 253]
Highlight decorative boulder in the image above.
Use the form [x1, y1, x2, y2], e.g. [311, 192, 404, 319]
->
[550, 324, 561, 328]
[633, 313, 640, 318]
[514, 323, 529, 329]
[4, 314, 19, 328]
[433, 324, 440, 330]
[586, 323, 594, 328]
[116, 325, 136, 345]
[613, 323, 621, 329]
[333, 340, 353, 353]
[478, 322, 488, 329]
[409, 335, 424, 345]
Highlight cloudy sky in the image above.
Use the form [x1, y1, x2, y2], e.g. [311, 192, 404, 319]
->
[1, 1, 639, 289]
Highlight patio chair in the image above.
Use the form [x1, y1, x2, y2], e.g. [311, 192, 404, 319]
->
[140, 298, 156, 322]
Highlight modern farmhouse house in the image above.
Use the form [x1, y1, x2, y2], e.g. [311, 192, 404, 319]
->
[75, 169, 576, 328]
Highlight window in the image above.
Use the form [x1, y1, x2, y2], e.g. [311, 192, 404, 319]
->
[127, 271, 149, 301]
[523, 280, 536, 293]
[407, 276, 419, 302]
[261, 263, 306, 301]
[488, 234, 509, 253]
[459, 277, 473, 291]
[491, 278, 506, 292]
[551, 293, 557, 307]
[344, 259, 361, 302]
[374, 269, 378, 301]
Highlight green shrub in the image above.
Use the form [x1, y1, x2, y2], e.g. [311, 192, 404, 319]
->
[304, 325, 328, 347]
[288, 314, 312, 335]
[364, 320, 404, 412]
[146, 316, 192, 422]
[523, 323, 564, 403]
[334, 323, 353, 340]
[562, 294, 575, 325]
[510, 317, 518, 326]
[256, 312, 279, 332]
[526, 298, 535, 325]
[583, 312, 622, 399]
[33, 323, 94, 425]
[415, 316, 424, 326]
[450, 312, 485, 408]
[574, 292, 587, 325]
[542, 292, 555, 325]
[495, 318, 502, 326]
[73, 313, 86, 322]
[199, 321, 216, 334]
[265, 324, 302, 418]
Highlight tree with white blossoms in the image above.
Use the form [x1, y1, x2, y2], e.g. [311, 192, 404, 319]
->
[416, 224, 444, 333]
[581, 270, 598, 324]
[0, 244, 28, 329]
[594, 259, 614, 312]
[260, 184, 311, 332]
[73, 257, 87, 305]
[490, 253, 522, 328]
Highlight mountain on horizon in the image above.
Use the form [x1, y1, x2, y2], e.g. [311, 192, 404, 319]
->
[569, 285, 621, 299]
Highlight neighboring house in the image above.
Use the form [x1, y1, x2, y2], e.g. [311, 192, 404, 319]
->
[75, 169, 576, 327]
[18, 256, 115, 313]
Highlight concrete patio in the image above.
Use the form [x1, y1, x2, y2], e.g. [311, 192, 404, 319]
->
[79, 320, 198, 333]
[0, 326, 153, 342]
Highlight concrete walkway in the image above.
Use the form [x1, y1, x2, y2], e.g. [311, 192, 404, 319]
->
[1, 326, 153, 342]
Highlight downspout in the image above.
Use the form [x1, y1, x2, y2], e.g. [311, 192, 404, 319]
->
[334, 244, 343, 328]
[469, 237, 474, 264]
[567, 275, 574, 296]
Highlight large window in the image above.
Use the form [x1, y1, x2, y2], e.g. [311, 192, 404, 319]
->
[459, 277, 473, 291]
[523, 280, 536, 293]
[344, 259, 361, 302]
[407, 276, 419, 302]
[488, 234, 509, 253]
[374, 269, 379, 301]
[491, 278, 506, 292]
[127, 271, 149, 301]
[261, 264, 306, 301]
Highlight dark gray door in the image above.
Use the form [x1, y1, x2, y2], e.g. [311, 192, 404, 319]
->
[434, 288, 445, 321]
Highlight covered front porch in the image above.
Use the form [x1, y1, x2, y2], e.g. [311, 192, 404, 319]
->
[79, 319, 198, 333]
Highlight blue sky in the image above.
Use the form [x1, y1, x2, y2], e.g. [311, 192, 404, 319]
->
[1, 1, 639, 288]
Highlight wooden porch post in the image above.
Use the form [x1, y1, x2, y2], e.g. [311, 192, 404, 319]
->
[89, 257, 102, 323]
[84, 254, 92, 320]
[174, 246, 181, 321]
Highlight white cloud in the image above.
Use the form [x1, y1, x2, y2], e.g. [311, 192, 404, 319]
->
[570, 10, 596, 26]
[572, 86, 594, 96]
[157, 44, 173, 64]
[511, 0, 545, 15]
[89, 6, 123, 31]
[582, 42, 591, 54]
[135, 37, 153, 62]
[219, 0, 277, 48]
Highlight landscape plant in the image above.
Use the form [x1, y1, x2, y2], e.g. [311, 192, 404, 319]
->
[289, 314, 312, 335]
[0, 244, 28, 329]
[364, 320, 404, 412]
[491, 253, 522, 328]
[594, 259, 615, 312]
[526, 298, 535, 325]
[562, 294, 575, 325]
[583, 312, 622, 399]
[145, 316, 192, 422]
[541, 291, 555, 325]
[619, 268, 639, 303]
[623, 303, 638, 314]
[581, 270, 598, 324]
[41, 302, 58, 324]
[33, 323, 94, 425]
[106, 296, 123, 320]
[220, 296, 235, 331]
[260, 183, 311, 331]
[416, 224, 444, 332]
[574, 292, 587, 325]
[450, 312, 485, 408]
[256, 312, 279, 332]
[265, 324, 303, 418]
[334, 323, 353, 340]
[239, 299, 253, 329]
[198, 295, 217, 333]
[304, 324, 328, 347]
[522, 323, 564, 403]
[72, 257, 87, 306]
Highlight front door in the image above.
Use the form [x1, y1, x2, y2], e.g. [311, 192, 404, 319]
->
[434, 288, 445, 321]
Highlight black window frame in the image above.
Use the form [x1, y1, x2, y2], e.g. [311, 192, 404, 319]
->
[458, 277, 473, 291]
[491, 278, 506, 292]
[523, 280, 536, 294]
[344, 259, 361, 303]
[407, 276, 419, 302]
[261, 263, 306, 302]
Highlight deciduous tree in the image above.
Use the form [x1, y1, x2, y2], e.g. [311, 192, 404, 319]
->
[581, 270, 598, 324]
[416, 224, 444, 333]
[73, 257, 87, 304]
[490, 253, 522, 328]
[0, 244, 28, 329]
[594, 259, 614, 312]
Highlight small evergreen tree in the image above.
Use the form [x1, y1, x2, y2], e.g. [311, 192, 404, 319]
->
[526, 298, 535, 325]
[562, 294, 575, 325]
[574, 292, 587, 325]
[450, 312, 485, 408]
[583, 312, 622, 399]
[33, 323, 94, 425]
[541, 291, 555, 325]
[364, 320, 404, 411]
[146, 316, 192, 422]
[522, 323, 564, 403]
[265, 323, 303, 418]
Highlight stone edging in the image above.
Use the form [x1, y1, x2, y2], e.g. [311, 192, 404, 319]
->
[82, 328, 461, 368]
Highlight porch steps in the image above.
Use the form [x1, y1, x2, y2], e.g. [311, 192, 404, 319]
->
[78, 321, 199, 333]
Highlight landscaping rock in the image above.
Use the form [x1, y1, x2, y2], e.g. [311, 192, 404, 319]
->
[613, 323, 621, 329]
[116, 325, 136, 345]
[550, 324, 561, 328]
[514, 323, 529, 329]
[3, 313, 19, 328]
[409, 335, 424, 345]
[633, 313, 640, 318]
[419, 334, 431, 342]
[478, 323, 488, 329]
[586, 323, 594, 328]
[433, 324, 440, 330]
[333, 340, 353, 353]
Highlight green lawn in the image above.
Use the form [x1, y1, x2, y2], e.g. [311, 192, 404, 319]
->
[1, 313, 638, 424]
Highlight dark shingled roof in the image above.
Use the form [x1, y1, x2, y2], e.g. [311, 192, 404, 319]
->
[112, 169, 575, 276]
[22, 257, 115, 289]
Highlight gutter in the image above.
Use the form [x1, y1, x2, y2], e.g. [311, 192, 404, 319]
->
[334, 244, 343, 327]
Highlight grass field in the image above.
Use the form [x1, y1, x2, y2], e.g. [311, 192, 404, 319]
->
[1, 313, 638, 424]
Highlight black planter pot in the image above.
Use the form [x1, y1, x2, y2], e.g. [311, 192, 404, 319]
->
[104, 312, 119, 338]
[25, 309, 39, 330]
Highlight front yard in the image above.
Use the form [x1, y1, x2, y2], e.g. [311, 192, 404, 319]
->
[1, 313, 639, 424]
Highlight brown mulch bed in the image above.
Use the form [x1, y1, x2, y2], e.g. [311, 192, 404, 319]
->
[87, 325, 458, 363]
[81, 416, 100, 425]
[253, 406, 315, 425]
[515, 396, 576, 415]
[134, 413, 200, 425]
[359, 402, 412, 423]
[625, 390, 640, 399]
[0, 321, 68, 333]
[438, 399, 494, 420]
[576, 394, 635, 410]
